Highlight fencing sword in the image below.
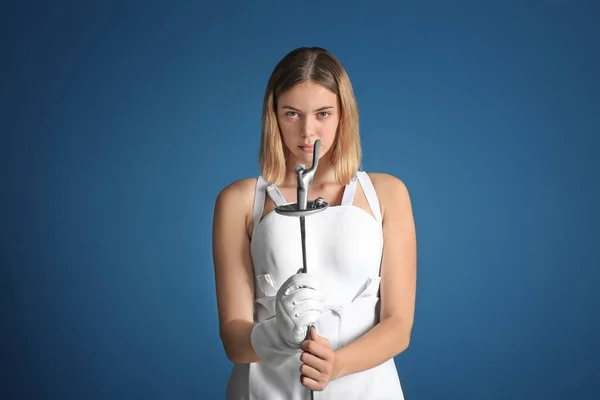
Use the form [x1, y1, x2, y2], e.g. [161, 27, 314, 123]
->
[275, 139, 328, 399]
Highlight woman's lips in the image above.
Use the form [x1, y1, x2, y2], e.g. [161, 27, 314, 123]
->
[299, 145, 314, 152]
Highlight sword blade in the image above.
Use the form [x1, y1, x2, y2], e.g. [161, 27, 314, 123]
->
[300, 216, 307, 274]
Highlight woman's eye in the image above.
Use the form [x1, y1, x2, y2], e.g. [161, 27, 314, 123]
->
[285, 111, 298, 118]
[318, 112, 330, 118]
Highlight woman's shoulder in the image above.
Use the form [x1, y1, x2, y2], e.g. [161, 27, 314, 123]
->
[216, 175, 259, 199]
[364, 172, 412, 217]
[217, 176, 259, 195]
[213, 176, 261, 236]
[365, 172, 408, 193]
[214, 176, 259, 214]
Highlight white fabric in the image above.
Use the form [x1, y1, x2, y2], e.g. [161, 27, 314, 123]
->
[275, 272, 325, 346]
[251, 272, 325, 362]
[226, 171, 405, 400]
[266, 184, 288, 208]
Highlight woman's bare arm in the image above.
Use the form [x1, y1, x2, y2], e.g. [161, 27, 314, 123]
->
[212, 178, 260, 364]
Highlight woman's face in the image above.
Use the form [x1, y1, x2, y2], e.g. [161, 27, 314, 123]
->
[276, 81, 340, 167]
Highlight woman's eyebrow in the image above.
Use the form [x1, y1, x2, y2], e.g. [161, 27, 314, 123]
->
[281, 105, 335, 112]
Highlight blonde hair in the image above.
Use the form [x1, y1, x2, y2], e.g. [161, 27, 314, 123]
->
[259, 47, 361, 186]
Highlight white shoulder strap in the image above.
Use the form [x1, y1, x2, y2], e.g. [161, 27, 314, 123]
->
[266, 184, 288, 206]
[340, 175, 359, 206]
[357, 171, 382, 222]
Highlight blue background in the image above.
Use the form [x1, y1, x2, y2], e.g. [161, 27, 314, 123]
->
[2, 0, 599, 399]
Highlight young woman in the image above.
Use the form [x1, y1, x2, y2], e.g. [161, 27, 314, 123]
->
[213, 47, 417, 399]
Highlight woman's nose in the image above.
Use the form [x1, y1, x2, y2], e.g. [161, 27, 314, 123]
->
[300, 117, 315, 137]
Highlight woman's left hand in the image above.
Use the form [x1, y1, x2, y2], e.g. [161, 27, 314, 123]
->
[299, 326, 339, 391]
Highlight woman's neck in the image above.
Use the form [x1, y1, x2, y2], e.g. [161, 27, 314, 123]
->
[283, 154, 337, 188]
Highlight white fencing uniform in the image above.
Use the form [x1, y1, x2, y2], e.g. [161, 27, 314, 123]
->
[226, 171, 405, 399]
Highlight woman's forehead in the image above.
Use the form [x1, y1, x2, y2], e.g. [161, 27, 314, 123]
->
[278, 82, 338, 107]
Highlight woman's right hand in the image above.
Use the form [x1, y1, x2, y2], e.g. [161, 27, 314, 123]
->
[275, 273, 325, 347]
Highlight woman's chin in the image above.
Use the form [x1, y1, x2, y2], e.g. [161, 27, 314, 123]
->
[291, 152, 316, 165]
[288, 148, 329, 167]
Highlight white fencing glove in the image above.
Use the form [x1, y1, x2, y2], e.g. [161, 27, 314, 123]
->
[251, 272, 324, 364]
[276, 272, 324, 346]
